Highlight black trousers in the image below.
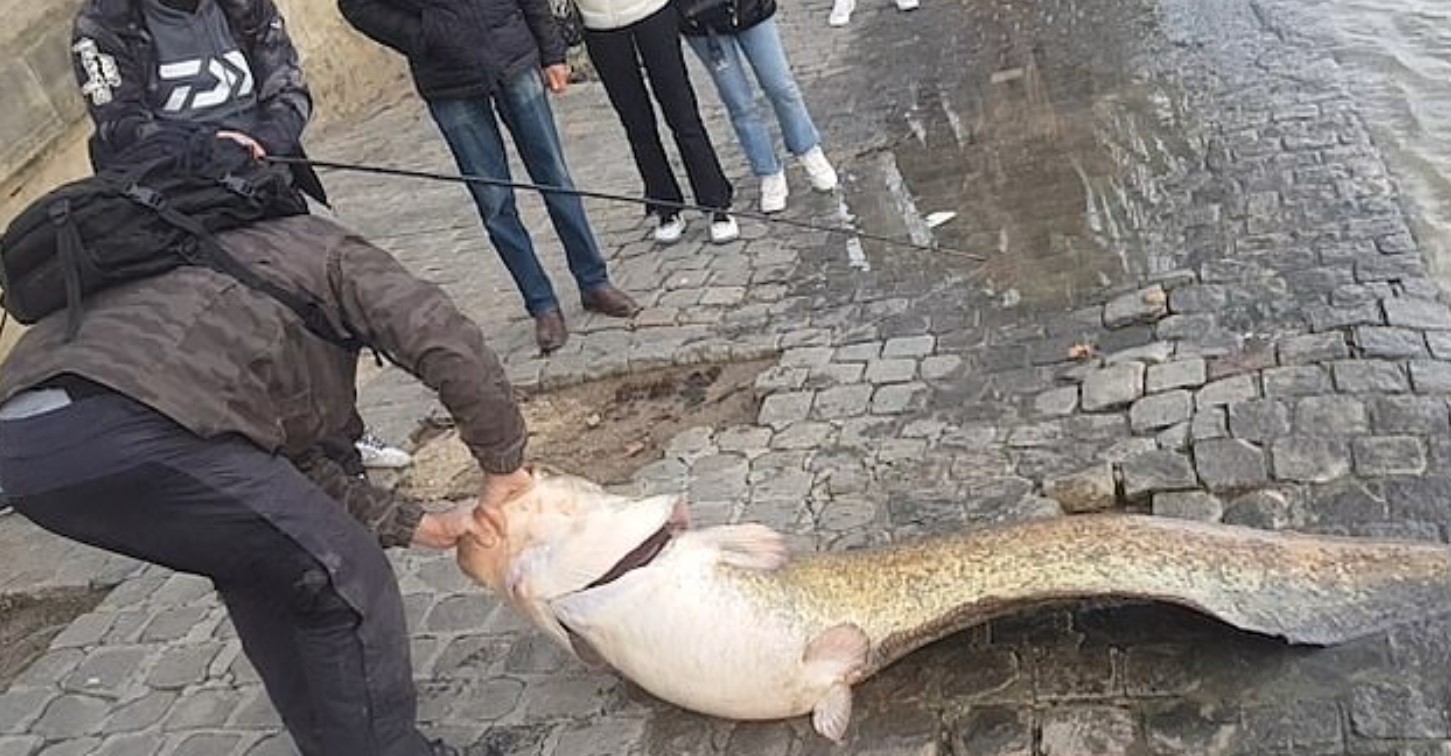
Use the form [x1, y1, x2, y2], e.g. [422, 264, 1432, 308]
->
[0, 391, 429, 756]
[585, 5, 734, 216]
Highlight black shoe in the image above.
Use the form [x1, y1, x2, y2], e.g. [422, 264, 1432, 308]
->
[427, 738, 460, 756]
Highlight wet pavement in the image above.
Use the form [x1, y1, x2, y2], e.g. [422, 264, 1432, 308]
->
[6, 0, 1451, 754]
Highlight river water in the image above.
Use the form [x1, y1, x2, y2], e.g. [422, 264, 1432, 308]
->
[1326, 0, 1451, 282]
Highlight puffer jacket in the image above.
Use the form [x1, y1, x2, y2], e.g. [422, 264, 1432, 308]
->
[339, 0, 567, 101]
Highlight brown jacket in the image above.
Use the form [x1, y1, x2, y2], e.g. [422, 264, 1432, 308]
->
[0, 214, 526, 547]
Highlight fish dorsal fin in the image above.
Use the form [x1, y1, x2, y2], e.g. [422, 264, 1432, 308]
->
[803, 624, 870, 744]
[697, 524, 790, 571]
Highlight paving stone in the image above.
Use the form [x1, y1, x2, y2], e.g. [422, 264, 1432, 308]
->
[1369, 395, 1451, 434]
[1039, 706, 1138, 756]
[1105, 341, 1174, 366]
[1081, 363, 1146, 412]
[1349, 681, 1451, 739]
[1042, 464, 1117, 513]
[1294, 395, 1370, 435]
[551, 718, 649, 756]
[1146, 359, 1208, 393]
[1410, 360, 1451, 393]
[716, 426, 773, 453]
[0, 737, 43, 756]
[1194, 375, 1259, 409]
[30, 695, 109, 740]
[1130, 390, 1193, 433]
[425, 595, 491, 633]
[1152, 491, 1225, 521]
[882, 335, 936, 358]
[1007, 422, 1064, 448]
[1263, 365, 1333, 397]
[1142, 702, 1239, 755]
[1194, 438, 1269, 492]
[1239, 700, 1344, 751]
[162, 688, 240, 731]
[921, 354, 964, 381]
[1356, 326, 1429, 358]
[1352, 436, 1427, 477]
[805, 363, 866, 390]
[64, 646, 151, 697]
[171, 733, 244, 756]
[1271, 438, 1352, 483]
[1190, 407, 1229, 440]
[871, 382, 929, 416]
[758, 391, 814, 429]
[99, 692, 175, 736]
[1156, 421, 1191, 451]
[1332, 360, 1409, 393]
[1227, 399, 1291, 442]
[1277, 332, 1349, 365]
[1170, 284, 1228, 314]
[50, 613, 116, 650]
[1383, 296, 1451, 330]
[770, 422, 834, 450]
[780, 346, 835, 368]
[93, 732, 165, 756]
[834, 342, 881, 363]
[1427, 332, 1451, 361]
[1033, 386, 1079, 417]
[754, 365, 809, 393]
[146, 643, 223, 690]
[814, 384, 873, 420]
[1120, 450, 1198, 500]
[864, 358, 918, 384]
[950, 706, 1032, 756]
[0, 688, 56, 734]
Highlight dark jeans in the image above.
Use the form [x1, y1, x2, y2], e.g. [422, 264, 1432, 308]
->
[428, 68, 611, 317]
[585, 5, 734, 216]
[0, 391, 429, 756]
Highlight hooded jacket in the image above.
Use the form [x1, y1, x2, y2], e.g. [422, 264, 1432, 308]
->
[339, 0, 567, 101]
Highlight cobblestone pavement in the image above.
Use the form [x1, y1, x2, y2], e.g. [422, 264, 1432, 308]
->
[8, 0, 1451, 754]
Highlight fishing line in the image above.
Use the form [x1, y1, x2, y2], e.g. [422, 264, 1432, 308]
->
[267, 156, 986, 261]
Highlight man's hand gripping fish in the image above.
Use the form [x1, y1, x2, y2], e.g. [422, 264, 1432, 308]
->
[458, 468, 1451, 743]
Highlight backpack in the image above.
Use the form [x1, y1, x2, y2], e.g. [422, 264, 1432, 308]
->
[0, 129, 358, 351]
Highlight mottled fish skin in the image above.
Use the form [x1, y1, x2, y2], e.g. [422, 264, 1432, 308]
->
[727, 514, 1451, 677]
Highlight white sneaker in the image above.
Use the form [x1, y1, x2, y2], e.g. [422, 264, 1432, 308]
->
[356, 433, 413, 469]
[709, 213, 740, 244]
[800, 146, 839, 192]
[760, 171, 789, 214]
[895, 0, 919, 10]
[654, 213, 687, 244]
[828, 0, 854, 26]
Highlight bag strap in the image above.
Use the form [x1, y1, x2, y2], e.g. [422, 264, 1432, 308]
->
[122, 184, 363, 353]
[50, 199, 90, 341]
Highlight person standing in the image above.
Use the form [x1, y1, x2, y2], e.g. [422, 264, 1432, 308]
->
[339, 0, 641, 354]
[679, 0, 839, 213]
[575, 0, 740, 245]
[71, 0, 415, 469]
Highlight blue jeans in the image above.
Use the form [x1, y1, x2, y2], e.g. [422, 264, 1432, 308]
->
[686, 18, 822, 177]
[428, 70, 609, 316]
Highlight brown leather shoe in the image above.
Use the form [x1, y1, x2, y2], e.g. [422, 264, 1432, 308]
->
[535, 309, 568, 355]
[580, 284, 642, 318]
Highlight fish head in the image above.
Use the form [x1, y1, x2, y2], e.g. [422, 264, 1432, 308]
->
[456, 465, 688, 649]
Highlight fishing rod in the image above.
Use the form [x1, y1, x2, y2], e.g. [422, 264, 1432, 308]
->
[266, 156, 986, 261]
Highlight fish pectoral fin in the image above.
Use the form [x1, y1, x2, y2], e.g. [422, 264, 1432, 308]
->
[698, 524, 791, 571]
[812, 683, 853, 744]
[803, 623, 870, 673]
[566, 628, 611, 671]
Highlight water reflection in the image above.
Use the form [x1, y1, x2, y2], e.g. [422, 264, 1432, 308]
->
[843, 0, 1203, 309]
[1326, 0, 1451, 283]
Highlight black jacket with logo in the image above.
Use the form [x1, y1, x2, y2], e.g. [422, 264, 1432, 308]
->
[339, 0, 567, 102]
[71, 0, 325, 200]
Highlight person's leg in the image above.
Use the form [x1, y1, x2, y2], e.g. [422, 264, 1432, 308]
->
[631, 9, 734, 212]
[0, 394, 429, 756]
[493, 69, 610, 293]
[736, 19, 821, 157]
[686, 33, 781, 178]
[426, 97, 560, 317]
[584, 27, 687, 217]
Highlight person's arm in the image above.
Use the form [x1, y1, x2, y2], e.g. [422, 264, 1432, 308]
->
[328, 232, 528, 477]
[519, 0, 567, 68]
[227, 0, 311, 156]
[71, 10, 161, 159]
[337, 0, 425, 57]
[292, 450, 426, 548]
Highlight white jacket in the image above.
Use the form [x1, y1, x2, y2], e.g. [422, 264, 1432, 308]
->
[575, 0, 669, 31]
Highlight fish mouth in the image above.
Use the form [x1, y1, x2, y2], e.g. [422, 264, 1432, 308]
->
[583, 496, 689, 590]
